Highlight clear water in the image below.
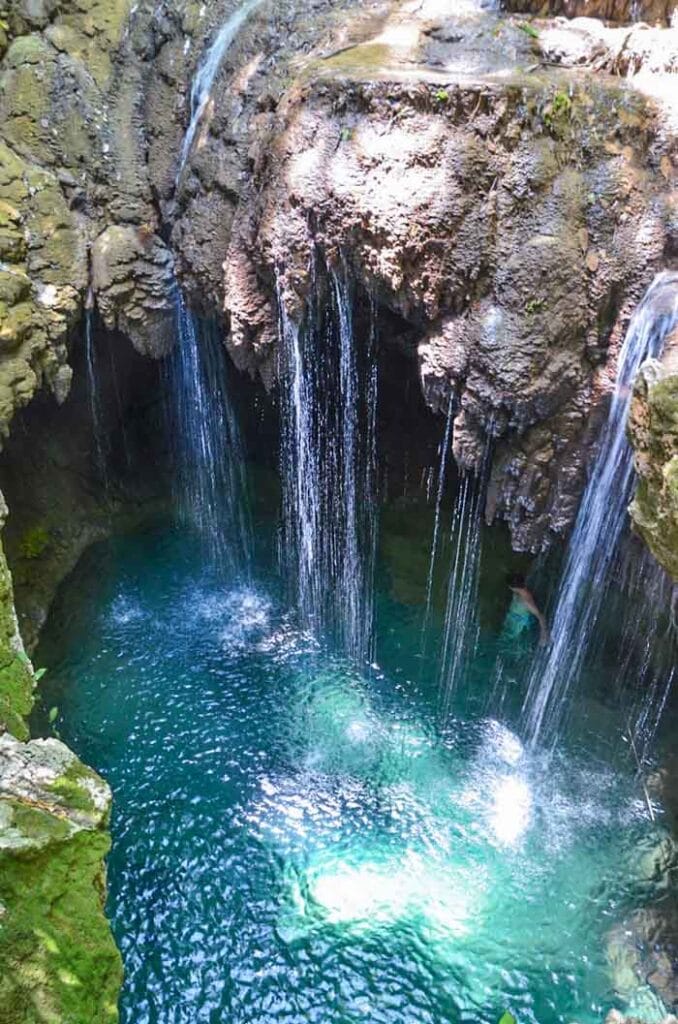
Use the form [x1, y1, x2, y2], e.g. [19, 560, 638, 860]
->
[34, 525, 674, 1024]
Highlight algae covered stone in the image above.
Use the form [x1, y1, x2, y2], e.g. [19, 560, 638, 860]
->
[0, 732, 122, 1024]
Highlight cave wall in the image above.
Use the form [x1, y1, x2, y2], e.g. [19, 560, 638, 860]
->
[219, 23, 676, 553]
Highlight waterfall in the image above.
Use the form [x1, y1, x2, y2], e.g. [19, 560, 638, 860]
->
[165, 288, 251, 575]
[421, 393, 455, 650]
[278, 258, 377, 664]
[177, 0, 263, 178]
[523, 272, 678, 747]
[438, 469, 485, 721]
[615, 545, 677, 765]
[84, 304, 108, 486]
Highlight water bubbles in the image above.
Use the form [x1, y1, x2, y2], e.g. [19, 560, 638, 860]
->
[219, 588, 272, 651]
[109, 593, 146, 626]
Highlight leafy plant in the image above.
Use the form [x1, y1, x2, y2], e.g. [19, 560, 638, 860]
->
[19, 525, 50, 560]
[517, 22, 539, 39]
[498, 1012, 517, 1024]
[543, 90, 572, 131]
[34, 667, 47, 682]
[339, 126, 353, 143]
[48, 706, 59, 724]
[552, 91, 571, 117]
[525, 297, 545, 315]
[434, 88, 450, 104]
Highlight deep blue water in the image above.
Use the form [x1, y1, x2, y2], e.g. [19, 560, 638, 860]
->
[34, 527, 672, 1024]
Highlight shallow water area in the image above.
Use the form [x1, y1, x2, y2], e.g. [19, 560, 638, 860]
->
[34, 528, 673, 1024]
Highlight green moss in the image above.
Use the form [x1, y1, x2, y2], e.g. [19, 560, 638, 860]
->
[0, 537, 33, 739]
[543, 90, 572, 136]
[0, 821, 122, 1023]
[47, 763, 98, 817]
[648, 376, 678, 436]
[0, 655, 33, 742]
[525, 297, 545, 315]
[18, 527, 50, 561]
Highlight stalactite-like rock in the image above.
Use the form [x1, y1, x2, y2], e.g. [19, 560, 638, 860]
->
[220, 8, 676, 550]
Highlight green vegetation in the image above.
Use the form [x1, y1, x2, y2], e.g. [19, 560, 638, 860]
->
[434, 88, 450, 104]
[48, 762, 98, 815]
[517, 22, 539, 40]
[18, 525, 50, 560]
[543, 91, 572, 134]
[0, 807, 122, 1023]
[0, 538, 33, 739]
[525, 297, 545, 315]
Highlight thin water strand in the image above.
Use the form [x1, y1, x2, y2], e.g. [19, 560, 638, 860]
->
[165, 287, 251, 574]
[84, 306, 108, 487]
[523, 272, 678, 747]
[177, 0, 263, 177]
[438, 470, 485, 721]
[421, 392, 455, 650]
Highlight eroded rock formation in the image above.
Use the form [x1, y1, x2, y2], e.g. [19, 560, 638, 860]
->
[217, 2, 677, 551]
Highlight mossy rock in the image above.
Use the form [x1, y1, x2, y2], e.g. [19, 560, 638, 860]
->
[0, 534, 33, 740]
[0, 734, 122, 1023]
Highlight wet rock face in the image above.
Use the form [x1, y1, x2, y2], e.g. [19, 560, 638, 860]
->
[502, 0, 677, 24]
[0, 0, 387, 442]
[629, 310, 678, 582]
[222, 60, 674, 550]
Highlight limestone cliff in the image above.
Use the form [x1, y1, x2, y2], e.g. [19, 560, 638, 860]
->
[0, 497, 121, 1022]
[213, 0, 677, 552]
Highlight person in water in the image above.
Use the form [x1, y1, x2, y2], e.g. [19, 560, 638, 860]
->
[503, 573, 550, 647]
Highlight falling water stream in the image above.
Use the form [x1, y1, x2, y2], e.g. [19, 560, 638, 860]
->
[523, 272, 678, 746]
[34, 521, 675, 1024]
[278, 259, 378, 664]
[84, 304, 108, 486]
[51, 17, 678, 1018]
[177, 0, 264, 177]
[164, 287, 251, 573]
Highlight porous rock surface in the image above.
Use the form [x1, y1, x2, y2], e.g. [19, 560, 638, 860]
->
[217, 0, 678, 551]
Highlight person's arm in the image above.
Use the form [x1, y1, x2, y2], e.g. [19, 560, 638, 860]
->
[517, 588, 550, 645]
